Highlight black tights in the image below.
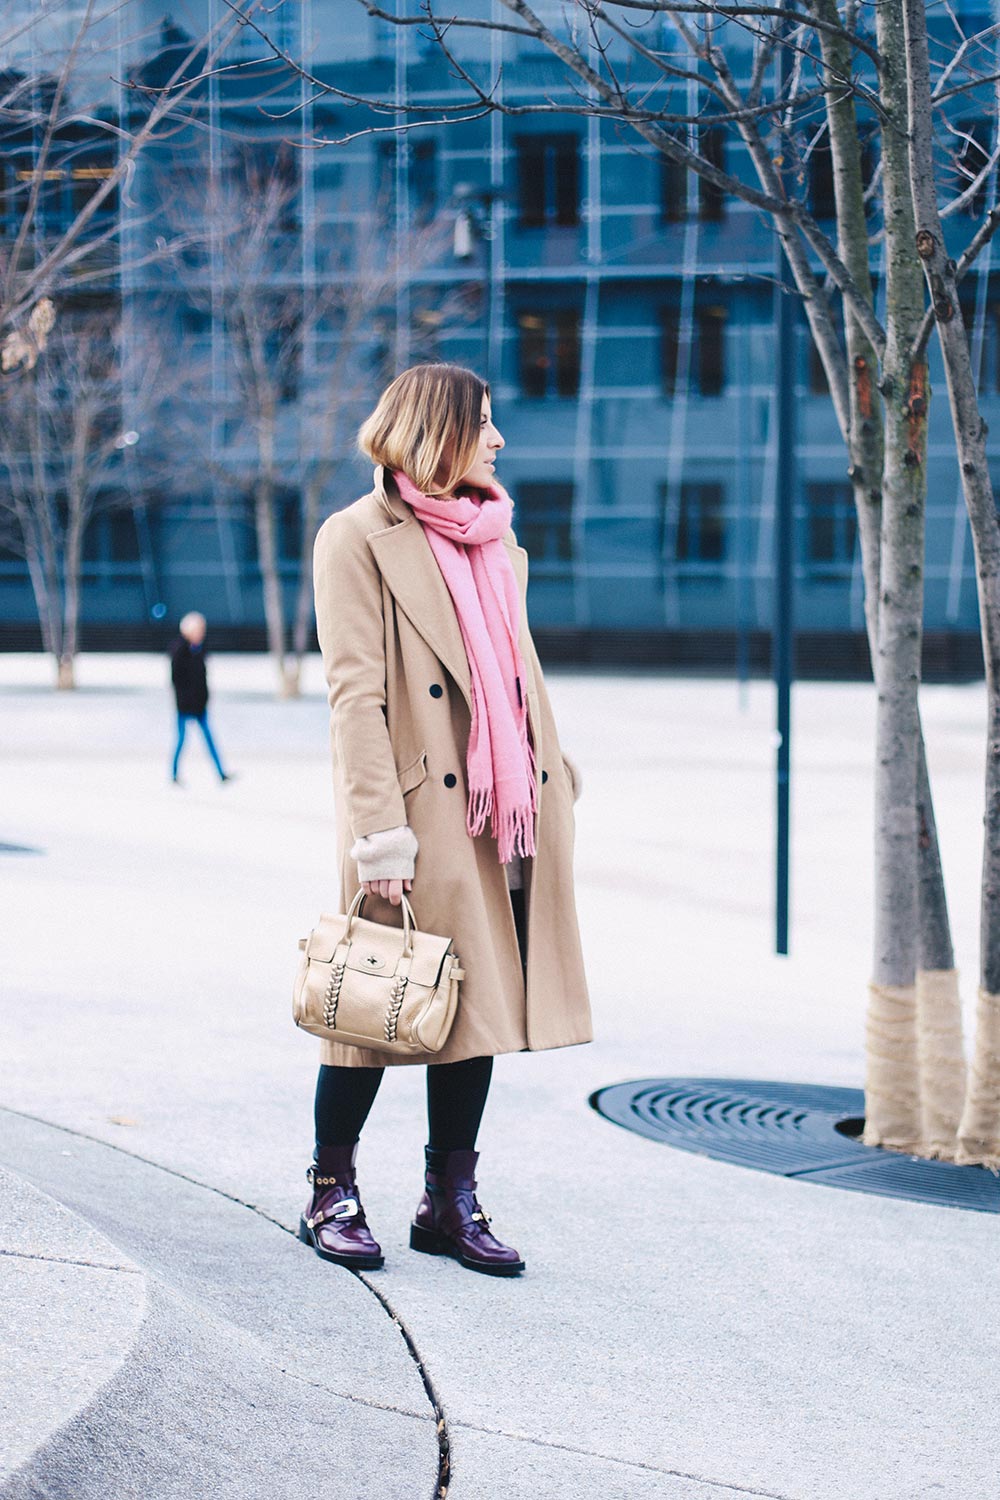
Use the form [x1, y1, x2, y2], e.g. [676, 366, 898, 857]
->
[314, 1053, 494, 1152]
[314, 889, 525, 1153]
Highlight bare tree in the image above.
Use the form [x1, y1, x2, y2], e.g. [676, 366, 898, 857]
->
[166, 147, 474, 696]
[0, 3, 273, 688]
[0, 303, 171, 687]
[0, 2, 257, 353]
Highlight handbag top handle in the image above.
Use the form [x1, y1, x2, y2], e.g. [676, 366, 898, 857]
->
[343, 887, 417, 958]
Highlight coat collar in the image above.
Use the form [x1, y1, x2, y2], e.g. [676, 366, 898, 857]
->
[366, 466, 532, 711]
[372, 464, 410, 524]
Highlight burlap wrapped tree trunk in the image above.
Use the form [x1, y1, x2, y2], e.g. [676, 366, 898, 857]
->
[902, 0, 1000, 1165]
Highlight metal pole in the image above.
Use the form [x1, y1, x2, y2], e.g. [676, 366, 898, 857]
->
[774, 40, 796, 957]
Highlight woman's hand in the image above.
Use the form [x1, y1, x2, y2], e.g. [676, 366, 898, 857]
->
[362, 877, 413, 906]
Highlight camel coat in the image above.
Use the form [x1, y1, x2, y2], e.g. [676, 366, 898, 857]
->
[312, 465, 593, 1067]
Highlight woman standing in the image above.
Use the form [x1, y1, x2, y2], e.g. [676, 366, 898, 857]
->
[302, 364, 591, 1278]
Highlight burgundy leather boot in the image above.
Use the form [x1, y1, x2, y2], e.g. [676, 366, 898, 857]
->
[410, 1148, 524, 1277]
[298, 1144, 384, 1270]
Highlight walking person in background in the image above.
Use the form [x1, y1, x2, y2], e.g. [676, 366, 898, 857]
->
[169, 611, 233, 786]
[301, 363, 591, 1278]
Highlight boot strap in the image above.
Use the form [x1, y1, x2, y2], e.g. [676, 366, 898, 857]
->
[307, 1165, 355, 1187]
[306, 1196, 360, 1229]
[439, 1201, 492, 1236]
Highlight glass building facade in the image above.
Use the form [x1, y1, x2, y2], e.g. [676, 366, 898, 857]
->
[1, 0, 996, 671]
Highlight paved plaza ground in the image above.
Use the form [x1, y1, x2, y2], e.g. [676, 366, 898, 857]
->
[2, 652, 998, 1498]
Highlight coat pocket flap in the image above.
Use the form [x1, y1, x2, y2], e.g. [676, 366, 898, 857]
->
[396, 750, 428, 796]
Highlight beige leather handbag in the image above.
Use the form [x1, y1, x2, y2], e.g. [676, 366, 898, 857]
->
[293, 889, 464, 1056]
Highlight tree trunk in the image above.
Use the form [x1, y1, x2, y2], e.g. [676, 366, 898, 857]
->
[14, 495, 57, 663]
[814, 0, 960, 1151]
[862, 0, 929, 1152]
[59, 496, 84, 692]
[692, 10, 947, 1153]
[902, 0, 1000, 1164]
[25, 379, 66, 684]
[813, 0, 955, 999]
[255, 414, 294, 698]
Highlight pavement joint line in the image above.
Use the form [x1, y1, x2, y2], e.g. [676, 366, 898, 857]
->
[444, 1420, 801, 1499]
[0, 1247, 141, 1274]
[1, 1104, 452, 1500]
[273, 1361, 430, 1424]
[355, 1269, 452, 1497]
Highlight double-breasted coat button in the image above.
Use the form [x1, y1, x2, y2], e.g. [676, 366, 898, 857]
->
[541, 769, 548, 783]
[444, 773, 458, 788]
[429, 683, 443, 698]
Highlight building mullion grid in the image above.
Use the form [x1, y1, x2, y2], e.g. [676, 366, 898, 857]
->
[571, 98, 602, 629]
[660, 67, 702, 626]
[393, 0, 411, 374]
[115, 5, 161, 619]
[207, 0, 245, 622]
[300, 0, 317, 598]
[487, 0, 506, 391]
[734, 286, 755, 677]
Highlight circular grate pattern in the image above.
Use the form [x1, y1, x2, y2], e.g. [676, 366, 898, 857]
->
[590, 1077, 1000, 1214]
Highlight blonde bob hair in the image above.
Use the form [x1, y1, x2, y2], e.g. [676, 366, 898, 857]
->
[357, 363, 489, 497]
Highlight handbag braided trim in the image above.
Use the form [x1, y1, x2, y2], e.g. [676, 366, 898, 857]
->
[384, 974, 408, 1044]
[323, 960, 346, 1029]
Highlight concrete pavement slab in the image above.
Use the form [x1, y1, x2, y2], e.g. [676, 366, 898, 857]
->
[0, 1163, 136, 1268]
[348, 1088, 1000, 1500]
[3, 1277, 437, 1500]
[0, 1166, 147, 1484]
[0, 1110, 437, 1425]
[0, 1113, 440, 1499]
[4, 655, 1000, 1498]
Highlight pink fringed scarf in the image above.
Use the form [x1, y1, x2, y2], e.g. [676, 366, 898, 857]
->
[394, 469, 537, 863]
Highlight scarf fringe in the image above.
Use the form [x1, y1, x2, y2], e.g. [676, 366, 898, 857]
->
[467, 784, 537, 862]
[493, 802, 537, 864]
[467, 783, 493, 839]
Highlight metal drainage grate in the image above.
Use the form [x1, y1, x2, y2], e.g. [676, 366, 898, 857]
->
[589, 1077, 1000, 1214]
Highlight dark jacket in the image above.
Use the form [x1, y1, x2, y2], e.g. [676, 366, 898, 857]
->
[170, 637, 209, 716]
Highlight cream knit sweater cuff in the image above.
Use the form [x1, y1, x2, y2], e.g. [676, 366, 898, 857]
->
[350, 824, 419, 881]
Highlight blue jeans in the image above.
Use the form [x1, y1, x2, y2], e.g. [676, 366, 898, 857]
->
[172, 712, 226, 780]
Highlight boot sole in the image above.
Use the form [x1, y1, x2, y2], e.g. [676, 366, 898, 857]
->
[298, 1216, 384, 1270]
[409, 1221, 524, 1276]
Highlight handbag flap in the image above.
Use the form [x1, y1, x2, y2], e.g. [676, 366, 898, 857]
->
[307, 911, 454, 988]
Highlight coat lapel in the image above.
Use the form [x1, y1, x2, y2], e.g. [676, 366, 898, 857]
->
[366, 468, 474, 708]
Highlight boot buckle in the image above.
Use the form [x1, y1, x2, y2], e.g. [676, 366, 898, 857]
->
[329, 1196, 360, 1222]
[307, 1196, 359, 1230]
